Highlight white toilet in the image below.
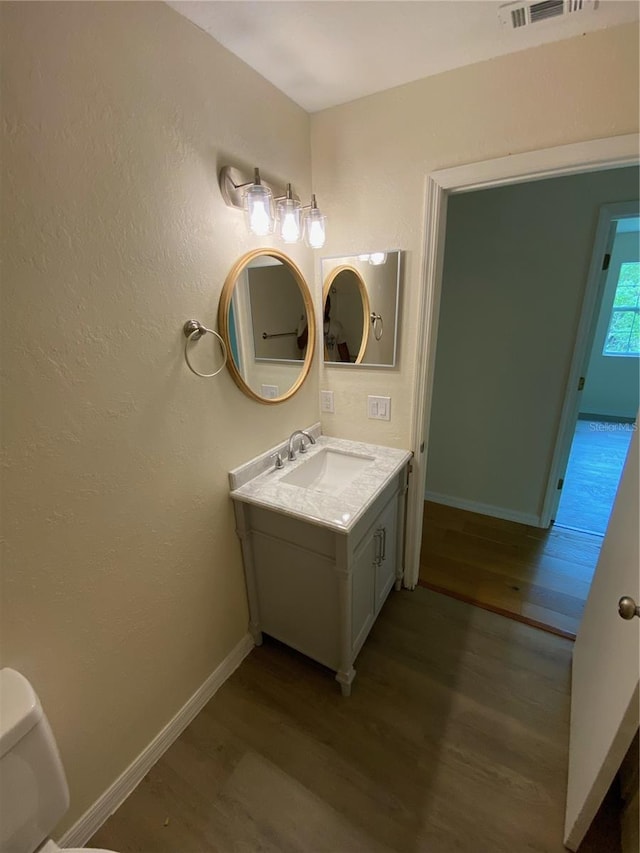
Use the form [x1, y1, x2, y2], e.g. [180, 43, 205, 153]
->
[0, 668, 117, 853]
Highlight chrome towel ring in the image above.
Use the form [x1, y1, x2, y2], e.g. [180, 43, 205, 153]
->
[370, 312, 384, 341]
[183, 319, 228, 378]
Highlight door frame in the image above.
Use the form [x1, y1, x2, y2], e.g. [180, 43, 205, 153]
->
[404, 133, 639, 590]
[541, 199, 640, 527]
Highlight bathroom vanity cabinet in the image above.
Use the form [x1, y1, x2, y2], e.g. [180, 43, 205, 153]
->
[232, 462, 408, 696]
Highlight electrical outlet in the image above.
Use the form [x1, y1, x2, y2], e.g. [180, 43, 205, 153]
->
[320, 390, 334, 413]
[368, 395, 391, 420]
[260, 384, 279, 399]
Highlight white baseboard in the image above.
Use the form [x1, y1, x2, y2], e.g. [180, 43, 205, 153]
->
[424, 491, 542, 527]
[59, 633, 254, 848]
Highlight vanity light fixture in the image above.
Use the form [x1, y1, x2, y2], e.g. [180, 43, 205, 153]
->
[219, 165, 327, 248]
[303, 195, 326, 249]
[276, 184, 302, 244]
[244, 168, 275, 236]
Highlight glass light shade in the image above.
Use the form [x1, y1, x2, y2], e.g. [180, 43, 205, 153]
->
[357, 254, 371, 262]
[369, 252, 387, 266]
[303, 208, 326, 249]
[276, 196, 302, 243]
[244, 183, 274, 236]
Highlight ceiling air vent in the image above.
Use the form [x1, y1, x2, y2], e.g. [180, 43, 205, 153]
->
[499, 0, 596, 29]
[530, 0, 564, 22]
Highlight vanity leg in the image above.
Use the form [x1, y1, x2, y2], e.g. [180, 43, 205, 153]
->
[336, 667, 356, 697]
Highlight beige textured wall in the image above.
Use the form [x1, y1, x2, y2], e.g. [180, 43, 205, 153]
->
[311, 23, 639, 449]
[0, 1, 316, 834]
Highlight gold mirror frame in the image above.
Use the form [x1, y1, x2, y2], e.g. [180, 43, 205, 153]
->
[322, 265, 370, 365]
[218, 249, 316, 404]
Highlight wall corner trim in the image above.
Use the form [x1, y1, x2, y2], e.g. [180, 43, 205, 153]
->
[59, 633, 255, 848]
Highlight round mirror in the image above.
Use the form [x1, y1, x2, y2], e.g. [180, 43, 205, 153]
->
[322, 265, 370, 364]
[218, 249, 315, 404]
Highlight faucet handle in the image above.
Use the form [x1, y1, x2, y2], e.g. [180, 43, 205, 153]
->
[299, 438, 308, 453]
[270, 452, 284, 470]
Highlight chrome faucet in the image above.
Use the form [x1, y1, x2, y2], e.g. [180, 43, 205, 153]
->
[287, 429, 316, 461]
[270, 452, 284, 470]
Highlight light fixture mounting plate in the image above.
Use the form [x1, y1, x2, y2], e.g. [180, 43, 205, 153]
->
[219, 165, 297, 209]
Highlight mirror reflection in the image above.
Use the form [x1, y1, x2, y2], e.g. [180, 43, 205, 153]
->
[218, 250, 315, 403]
[321, 251, 401, 367]
[322, 266, 370, 364]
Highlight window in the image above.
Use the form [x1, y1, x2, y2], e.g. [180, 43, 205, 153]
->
[603, 261, 640, 356]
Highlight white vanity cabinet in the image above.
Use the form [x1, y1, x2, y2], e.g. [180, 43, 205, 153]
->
[233, 464, 408, 696]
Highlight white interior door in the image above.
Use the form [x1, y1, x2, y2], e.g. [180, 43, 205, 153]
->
[564, 426, 640, 850]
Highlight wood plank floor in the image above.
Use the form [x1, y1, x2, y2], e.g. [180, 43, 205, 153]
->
[555, 418, 634, 535]
[419, 501, 602, 638]
[90, 588, 618, 852]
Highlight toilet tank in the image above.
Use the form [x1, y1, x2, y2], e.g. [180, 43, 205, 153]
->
[0, 668, 70, 853]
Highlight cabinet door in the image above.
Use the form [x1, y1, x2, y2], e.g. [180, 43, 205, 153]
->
[374, 497, 398, 613]
[351, 530, 376, 655]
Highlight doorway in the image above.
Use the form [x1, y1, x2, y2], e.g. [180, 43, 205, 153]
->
[415, 167, 638, 637]
[405, 135, 640, 595]
[554, 213, 639, 536]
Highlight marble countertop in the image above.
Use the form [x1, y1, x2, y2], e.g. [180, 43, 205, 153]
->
[229, 430, 412, 533]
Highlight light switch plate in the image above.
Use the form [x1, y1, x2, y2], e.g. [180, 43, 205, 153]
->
[368, 395, 391, 420]
[260, 384, 279, 399]
[320, 390, 334, 413]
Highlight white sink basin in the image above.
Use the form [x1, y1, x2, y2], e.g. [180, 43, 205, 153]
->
[281, 448, 375, 493]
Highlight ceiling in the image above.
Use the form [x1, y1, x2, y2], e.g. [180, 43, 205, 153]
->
[167, 1, 639, 113]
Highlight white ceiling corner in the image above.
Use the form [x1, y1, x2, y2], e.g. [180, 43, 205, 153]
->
[167, 1, 639, 112]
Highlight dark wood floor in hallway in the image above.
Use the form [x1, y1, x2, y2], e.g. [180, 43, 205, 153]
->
[419, 501, 602, 638]
[91, 588, 618, 853]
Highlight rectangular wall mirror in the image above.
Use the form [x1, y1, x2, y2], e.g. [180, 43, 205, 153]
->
[321, 250, 401, 368]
